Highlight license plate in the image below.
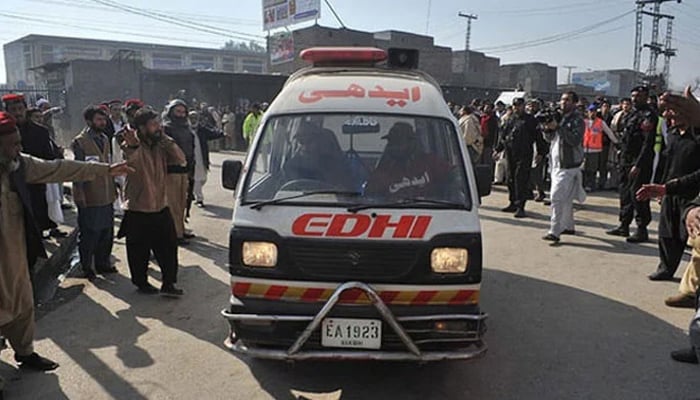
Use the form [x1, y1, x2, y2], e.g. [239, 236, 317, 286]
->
[321, 318, 382, 349]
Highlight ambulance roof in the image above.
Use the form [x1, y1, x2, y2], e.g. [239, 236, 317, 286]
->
[266, 67, 451, 118]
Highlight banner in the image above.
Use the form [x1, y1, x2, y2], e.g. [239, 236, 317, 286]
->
[269, 32, 295, 65]
[263, 0, 321, 31]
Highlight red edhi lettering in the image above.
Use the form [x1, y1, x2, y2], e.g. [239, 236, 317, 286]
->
[292, 214, 432, 239]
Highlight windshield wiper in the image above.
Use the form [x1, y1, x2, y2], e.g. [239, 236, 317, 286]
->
[249, 190, 362, 210]
[347, 198, 466, 213]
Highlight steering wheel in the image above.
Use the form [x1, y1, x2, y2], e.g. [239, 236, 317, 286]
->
[278, 179, 335, 192]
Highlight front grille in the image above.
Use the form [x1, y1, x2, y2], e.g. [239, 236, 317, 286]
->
[286, 240, 419, 280]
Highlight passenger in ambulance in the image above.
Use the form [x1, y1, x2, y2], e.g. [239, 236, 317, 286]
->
[365, 122, 455, 200]
[281, 126, 353, 190]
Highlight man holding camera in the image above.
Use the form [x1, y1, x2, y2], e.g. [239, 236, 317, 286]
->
[541, 92, 586, 244]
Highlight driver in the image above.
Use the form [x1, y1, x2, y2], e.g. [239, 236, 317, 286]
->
[365, 122, 454, 199]
[282, 126, 350, 189]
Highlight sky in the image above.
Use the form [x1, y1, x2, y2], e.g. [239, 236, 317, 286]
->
[1, 0, 699, 89]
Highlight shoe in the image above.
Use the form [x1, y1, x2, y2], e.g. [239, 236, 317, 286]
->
[61, 203, 73, 210]
[81, 270, 97, 281]
[15, 352, 59, 371]
[534, 192, 545, 202]
[96, 266, 118, 274]
[664, 294, 697, 309]
[670, 348, 699, 364]
[543, 199, 552, 206]
[160, 284, 184, 298]
[606, 226, 630, 237]
[136, 283, 159, 295]
[178, 238, 190, 246]
[513, 208, 527, 218]
[542, 234, 560, 243]
[183, 232, 196, 239]
[501, 204, 518, 213]
[626, 229, 649, 243]
[561, 229, 576, 235]
[648, 270, 674, 281]
[196, 201, 205, 208]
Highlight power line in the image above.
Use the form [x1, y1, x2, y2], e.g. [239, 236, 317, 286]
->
[88, 0, 265, 42]
[485, 25, 629, 54]
[323, 0, 346, 29]
[474, 10, 634, 52]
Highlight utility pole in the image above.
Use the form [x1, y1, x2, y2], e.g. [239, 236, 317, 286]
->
[458, 12, 477, 83]
[562, 66, 577, 85]
[635, 0, 681, 81]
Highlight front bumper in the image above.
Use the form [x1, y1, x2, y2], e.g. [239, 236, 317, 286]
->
[222, 281, 487, 362]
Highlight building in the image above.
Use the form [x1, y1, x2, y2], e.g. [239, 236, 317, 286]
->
[571, 69, 641, 98]
[3, 34, 267, 89]
[451, 50, 501, 87]
[499, 62, 558, 93]
[267, 25, 453, 84]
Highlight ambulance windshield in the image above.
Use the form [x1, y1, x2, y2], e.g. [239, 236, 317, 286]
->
[242, 114, 472, 210]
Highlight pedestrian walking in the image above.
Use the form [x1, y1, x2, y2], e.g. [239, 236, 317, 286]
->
[0, 111, 131, 381]
[606, 86, 658, 243]
[117, 108, 186, 297]
[188, 110, 225, 208]
[71, 105, 118, 280]
[541, 92, 586, 244]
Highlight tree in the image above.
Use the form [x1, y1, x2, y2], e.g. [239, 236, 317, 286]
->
[222, 40, 266, 53]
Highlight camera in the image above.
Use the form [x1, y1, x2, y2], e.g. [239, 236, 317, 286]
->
[534, 108, 562, 125]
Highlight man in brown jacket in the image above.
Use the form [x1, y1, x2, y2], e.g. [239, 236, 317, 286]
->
[0, 111, 131, 392]
[118, 108, 187, 297]
[72, 105, 118, 280]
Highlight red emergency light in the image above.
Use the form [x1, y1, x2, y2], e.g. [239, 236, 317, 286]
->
[300, 47, 388, 65]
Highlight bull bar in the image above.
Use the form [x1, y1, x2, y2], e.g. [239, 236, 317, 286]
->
[221, 281, 488, 361]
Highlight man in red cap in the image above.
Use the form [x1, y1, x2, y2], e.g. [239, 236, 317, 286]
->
[2, 93, 64, 238]
[0, 111, 131, 383]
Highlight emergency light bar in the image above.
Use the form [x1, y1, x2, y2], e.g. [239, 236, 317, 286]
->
[300, 47, 388, 65]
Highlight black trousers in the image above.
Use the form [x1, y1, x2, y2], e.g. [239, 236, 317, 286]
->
[530, 157, 547, 195]
[121, 208, 178, 288]
[78, 226, 113, 272]
[658, 237, 686, 276]
[506, 151, 532, 206]
[28, 183, 56, 231]
[618, 164, 652, 228]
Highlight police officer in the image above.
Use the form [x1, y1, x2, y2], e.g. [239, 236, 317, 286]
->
[607, 86, 658, 243]
[494, 98, 544, 218]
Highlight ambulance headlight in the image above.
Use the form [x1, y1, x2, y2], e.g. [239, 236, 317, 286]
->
[242, 242, 278, 268]
[430, 248, 468, 274]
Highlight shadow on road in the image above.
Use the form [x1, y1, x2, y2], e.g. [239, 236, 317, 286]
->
[240, 269, 699, 400]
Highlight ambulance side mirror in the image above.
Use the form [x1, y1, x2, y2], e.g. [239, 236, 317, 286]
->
[474, 164, 493, 197]
[222, 160, 243, 191]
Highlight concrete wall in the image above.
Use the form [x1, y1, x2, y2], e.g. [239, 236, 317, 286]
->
[499, 63, 557, 92]
[452, 50, 501, 87]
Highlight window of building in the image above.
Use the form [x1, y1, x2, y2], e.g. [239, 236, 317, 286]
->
[152, 52, 182, 69]
[241, 59, 264, 73]
[59, 46, 102, 60]
[190, 54, 215, 70]
[222, 57, 236, 72]
[41, 45, 54, 64]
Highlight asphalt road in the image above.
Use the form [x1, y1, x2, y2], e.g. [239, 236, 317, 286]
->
[2, 151, 699, 399]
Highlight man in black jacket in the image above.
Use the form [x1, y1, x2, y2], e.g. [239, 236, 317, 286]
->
[494, 98, 545, 218]
[607, 86, 658, 243]
[637, 105, 700, 282]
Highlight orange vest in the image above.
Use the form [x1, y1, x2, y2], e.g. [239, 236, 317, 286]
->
[584, 118, 604, 151]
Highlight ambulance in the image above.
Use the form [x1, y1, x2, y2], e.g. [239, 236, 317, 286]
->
[221, 47, 491, 361]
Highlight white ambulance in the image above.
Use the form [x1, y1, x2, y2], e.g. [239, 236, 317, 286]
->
[221, 47, 491, 361]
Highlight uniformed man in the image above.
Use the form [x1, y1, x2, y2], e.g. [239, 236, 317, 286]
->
[606, 86, 658, 243]
[0, 111, 131, 388]
[493, 98, 545, 218]
[72, 105, 118, 280]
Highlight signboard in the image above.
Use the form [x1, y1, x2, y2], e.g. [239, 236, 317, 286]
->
[263, 0, 321, 31]
[269, 32, 295, 65]
[572, 71, 619, 96]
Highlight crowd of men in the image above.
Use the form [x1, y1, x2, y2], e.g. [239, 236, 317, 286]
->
[454, 86, 700, 366]
[0, 92, 274, 395]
